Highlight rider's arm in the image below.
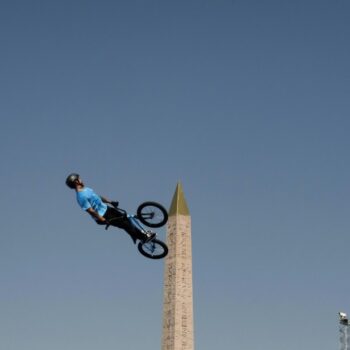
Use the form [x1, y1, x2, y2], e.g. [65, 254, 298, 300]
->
[101, 196, 119, 208]
[100, 196, 112, 204]
[86, 207, 106, 222]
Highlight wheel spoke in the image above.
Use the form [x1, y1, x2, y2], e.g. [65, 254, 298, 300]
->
[137, 202, 168, 228]
[140, 206, 164, 225]
[138, 238, 168, 259]
[142, 241, 165, 256]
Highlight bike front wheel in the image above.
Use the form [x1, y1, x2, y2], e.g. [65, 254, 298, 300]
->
[137, 202, 168, 228]
[138, 239, 168, 259]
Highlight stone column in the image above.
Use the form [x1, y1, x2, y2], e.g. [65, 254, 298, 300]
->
[161, 183, 194, 350]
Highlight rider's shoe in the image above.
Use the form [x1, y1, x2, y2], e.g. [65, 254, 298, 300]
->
[143, 231, 156, 243]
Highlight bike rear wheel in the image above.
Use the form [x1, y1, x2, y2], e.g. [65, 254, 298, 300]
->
[137, 202, 168, 228]
[138, 238, 168, 259]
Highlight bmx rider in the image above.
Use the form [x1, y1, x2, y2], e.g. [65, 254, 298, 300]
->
[65, 173, 154, 242]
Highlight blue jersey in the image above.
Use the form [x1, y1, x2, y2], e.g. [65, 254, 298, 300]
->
[76, 187, 107, 217]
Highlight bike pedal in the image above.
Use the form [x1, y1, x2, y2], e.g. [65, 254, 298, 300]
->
[143, 232, 156, 243]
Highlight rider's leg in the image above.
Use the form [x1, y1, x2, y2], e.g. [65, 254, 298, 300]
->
[103, 207, 144, 241]
[103, 206, 125, 223]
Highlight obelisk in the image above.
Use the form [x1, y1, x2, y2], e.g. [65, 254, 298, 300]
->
[161, 183, 194, 350]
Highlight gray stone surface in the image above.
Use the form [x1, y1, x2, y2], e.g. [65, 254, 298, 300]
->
[161, 214, 194, 350]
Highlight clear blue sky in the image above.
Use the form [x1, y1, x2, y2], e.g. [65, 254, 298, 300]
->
[1, 0, 349, 349]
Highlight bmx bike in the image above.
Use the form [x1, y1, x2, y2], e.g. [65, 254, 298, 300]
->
[105, 201, 169, 259]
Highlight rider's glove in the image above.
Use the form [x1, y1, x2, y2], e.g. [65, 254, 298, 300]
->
[111, 201, 119, 208]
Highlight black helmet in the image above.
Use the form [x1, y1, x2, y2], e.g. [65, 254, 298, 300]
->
[65, 173, 80, 189]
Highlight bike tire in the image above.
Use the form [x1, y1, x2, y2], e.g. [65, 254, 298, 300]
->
[137, 202, 168, 228]
[138, 238, 168, 259]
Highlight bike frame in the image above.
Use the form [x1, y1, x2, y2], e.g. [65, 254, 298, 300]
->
[128, 214, 149, 235]
[103, 202, 168, 259]
[105, 207, 154, 239]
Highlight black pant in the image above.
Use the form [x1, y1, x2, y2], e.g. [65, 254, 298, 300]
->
[103, 207, 127, 227]
[102, 207, 144, 241]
